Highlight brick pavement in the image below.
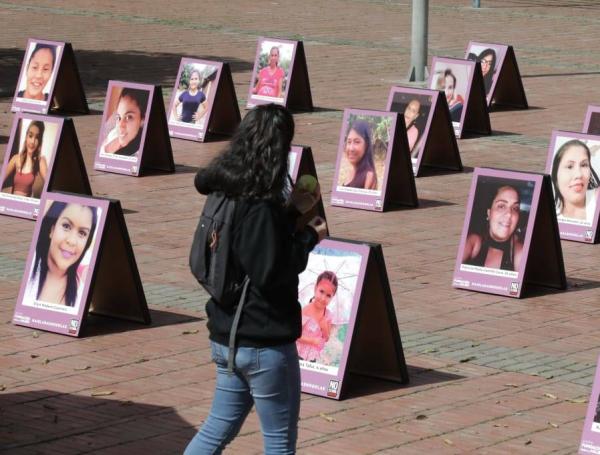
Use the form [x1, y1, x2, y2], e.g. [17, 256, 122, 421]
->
[2, 0, 600, 453]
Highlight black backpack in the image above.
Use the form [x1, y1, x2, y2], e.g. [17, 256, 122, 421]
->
[189, 192, 246, 310]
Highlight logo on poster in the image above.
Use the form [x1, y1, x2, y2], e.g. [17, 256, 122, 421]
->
[375, 199, 382, 209]
[327, 380, 340, 398]
[585, 230, 594, 242]
[68, 319, 79, 334]
[509, 282, 519, 296]
[33, 208, 39, 218]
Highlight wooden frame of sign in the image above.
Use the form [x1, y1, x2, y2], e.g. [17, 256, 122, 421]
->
[246, 37, 313, 111]
[466, 41, 528, 109]
[12, 38, 88, 115]
[12, 191, 150, 337]
[386, 86, 462, 176]
[453, 167, 566, 298]
[545, 130, 600, 243]
[297, 238, 408, 400]
[331, 108, 418, 212]
[0, 113, 91, 220]
[167, 58, 240, 142]
[582, 105, 600, 135]
[579, 355, 600, 454]
[428, 57, 491, 138]
[288, 145, 328, 233]
[94, 81, 174, 177]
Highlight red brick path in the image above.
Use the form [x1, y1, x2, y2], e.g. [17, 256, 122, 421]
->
[1, 1, 600, 453]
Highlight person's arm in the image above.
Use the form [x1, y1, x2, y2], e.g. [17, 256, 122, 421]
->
[39, 156, 48, 180]
[171, 98, 181, 120]
[462, 233, 482, 263]
[193, 101, 208, 124]
[251, 69, 262, 94]
[276, 73, 283, 98]
[319, 316, 331, 342]
[2, 155, 18, 188]
[513, 237, 524, 270]
[364, 171, 376, 190]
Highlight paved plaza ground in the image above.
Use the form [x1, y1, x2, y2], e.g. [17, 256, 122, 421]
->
[2, 1, 600, 453]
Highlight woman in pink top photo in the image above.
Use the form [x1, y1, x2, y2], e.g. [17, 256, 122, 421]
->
[252, 46, 285, 98]
[2, 120, 48, 198]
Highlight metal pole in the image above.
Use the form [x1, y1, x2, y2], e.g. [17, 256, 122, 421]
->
[473, 0, 481, 7]
[409, 0, 428, 82]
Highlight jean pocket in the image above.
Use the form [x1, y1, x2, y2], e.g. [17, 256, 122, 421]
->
[210, 341, 227, 367]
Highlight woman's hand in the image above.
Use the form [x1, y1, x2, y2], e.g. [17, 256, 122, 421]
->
[307, 216, 327, 243]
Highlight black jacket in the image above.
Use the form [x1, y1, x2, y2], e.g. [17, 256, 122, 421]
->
[195, 168, 318, 347]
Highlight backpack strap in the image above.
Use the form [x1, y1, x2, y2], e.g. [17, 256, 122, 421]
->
[227, 275, 250, 374]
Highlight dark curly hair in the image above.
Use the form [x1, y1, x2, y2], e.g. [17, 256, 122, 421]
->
[197, 103, 294, 202]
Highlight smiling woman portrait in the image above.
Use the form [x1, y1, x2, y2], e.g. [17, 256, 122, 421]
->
[24, 201, 98, 308]
[340, 120, 378, 190]
[551, 139, 600, 223]
[17, 43, 57, 102]
[100, 87, 149, 156]
[462, 182, 526, 271]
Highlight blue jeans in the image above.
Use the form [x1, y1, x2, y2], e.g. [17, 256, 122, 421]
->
[184, 341, 301, 455]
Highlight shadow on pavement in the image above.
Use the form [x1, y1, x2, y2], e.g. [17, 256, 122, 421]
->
[0, 47, 254, 101]
[342, 366, 463, 399]
[0, 390, 195, 453]
[83, 308, 203, 337]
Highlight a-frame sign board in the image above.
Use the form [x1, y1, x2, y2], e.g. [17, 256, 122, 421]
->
[545, 130, 600, 244]
[429, 57, 491, 138]
[0, 113, 91, 220]
[13, 192, 150, 337]
[12, 39, 88, 115]
[167, 58, 240, 142]
[246, 37, 313, 111]
[94, 81, 174, 177]
[465, 42, 528, 109]
[386, 86, 462, 176]
[453, 168, 566, 298]
[330, 108, 418, 212]
[288, 145, 328, 233]
[297, 238, 408, 400]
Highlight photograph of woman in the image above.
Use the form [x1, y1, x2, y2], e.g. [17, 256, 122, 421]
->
[462, 179, 532, 271]
[551, 138, 600, 223]
[404, 99, 422, 153]
[388, 89, 434, 164]
[438, 69, 464, 123]
[16, 42, 59, 102]
[467, 48, 497, 97]
[169, 63, 217, 127]
[24, 200, 98, 309]
[249, 40, 294, 103]
[99, 86, 149, 156]
[337, 119, 382, 191]
[1, 118, 57, 199]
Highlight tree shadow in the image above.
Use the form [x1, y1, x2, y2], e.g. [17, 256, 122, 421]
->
[342, 366, 463, 399]
[83, 308, 203, 337]
[0, 390, 195, 453]
[0, 47, 254, 101]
